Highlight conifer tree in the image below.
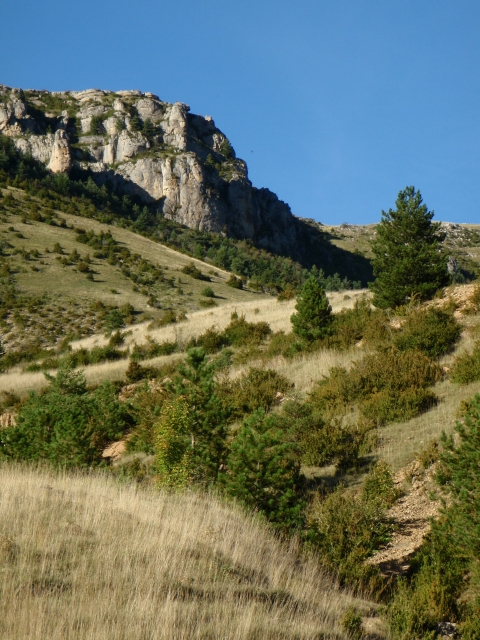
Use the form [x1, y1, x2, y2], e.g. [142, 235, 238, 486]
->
[370, 186, 449, 309]
[169, 348, 229, 484]
[222, 409, 304, 531]
[291, 275, 332, 342]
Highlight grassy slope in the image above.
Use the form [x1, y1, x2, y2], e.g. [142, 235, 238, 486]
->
[0, 464, 380, 640]
[0, 185, 264, 355]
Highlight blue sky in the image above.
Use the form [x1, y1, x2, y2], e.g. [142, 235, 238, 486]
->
[1, 0, 479, 224]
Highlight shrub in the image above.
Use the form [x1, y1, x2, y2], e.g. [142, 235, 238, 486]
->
[393, 308, 461, 357]
[218, 367, 294, 418]
[0, 364, 131, 467]
[306, 482, 390, 591]
[199, 297, 217, 308]
[226, 274, 243, 289]
[155, 399, 194, 488]
[125, 360, 158, 383]
[310, 349, 442, 425]
[201, 286, 215, 298]
[168, 348, 230, 484]
[223, 314, 271, 347]
[193, 326, 229, 354]
[266, 331, 304, 358]
[181, 262, 210, 281]
[450, 340, 480, 384]
[89, 115, 105, 135]
[130, 337, 177, 361]
[330, 297, 391, 350]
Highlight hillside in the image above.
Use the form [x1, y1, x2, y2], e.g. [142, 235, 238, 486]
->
[0, 464, 381, 640]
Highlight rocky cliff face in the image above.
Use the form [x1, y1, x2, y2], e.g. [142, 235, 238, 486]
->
[0, 84, 311, 258]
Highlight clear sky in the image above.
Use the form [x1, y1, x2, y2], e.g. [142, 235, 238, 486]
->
[1, 0, 479, 224]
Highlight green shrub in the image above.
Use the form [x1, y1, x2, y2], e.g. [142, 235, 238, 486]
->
[451, 340, 480, 384]
[342, 606, 364, 640]
[198, 297, 217, 307]
[330, 297, 390, 350]
[125, 360, 159, 383]
[291, 275, 332, 342]
[361, 386, 437, 424]
[226, 274, 243, 289]
[218, 367, 293, 418]
[181, 262, 210, 281]
[307, 482, 390, 591]
[394, 308, 461, 357]
[310, 349, 442, 425]
[201, 286, 215, 298]
[266, 331, 304, 358]
[222, 314, 271, 347]
[130, 337, 177, 361]
[193, 326, 229, 354]
[155, 399, 194, 488]
[0, 364, 131, 467]
[89, 115, 105, 135]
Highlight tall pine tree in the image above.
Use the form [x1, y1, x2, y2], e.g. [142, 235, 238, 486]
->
[370, 186, 449, 309]
[291, 275, 332, 342]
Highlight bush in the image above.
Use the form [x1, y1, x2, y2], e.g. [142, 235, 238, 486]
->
[266, 331, 304, 358]
[223, 314, 271, 347]
[218, 367, 294, 418]
[310, 349, 442, 425]
[181, 262, 210, 281]
[0, 364, 131, 467]
[125, 360, 159, 383]
[155, 399, 194, 488]
[330, 297, 391, 350]
[193, 326, 229, 354]
[226, 274, 243, 289]
[272, 401, 375, 470]
[201, 286, 215, 298]
[306, 479, 391, 591]
[130, 337, 177, 361]
[394, 308, 461, 358]
[450, 340, 480, 384]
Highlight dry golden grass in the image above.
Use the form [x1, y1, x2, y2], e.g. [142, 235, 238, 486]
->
[0, 290, 367, 396]
[72, 290, 367, 352]
[0, 464, 378, 639]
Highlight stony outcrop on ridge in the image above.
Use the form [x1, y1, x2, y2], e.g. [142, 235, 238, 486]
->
[0, 84, 314, 259]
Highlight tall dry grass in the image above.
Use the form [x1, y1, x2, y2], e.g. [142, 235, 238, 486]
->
[0, 464, 376, 639]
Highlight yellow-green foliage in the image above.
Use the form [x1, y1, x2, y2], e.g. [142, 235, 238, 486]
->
[155, 400, 194, 488]
[451, 339, 480, 384]
[310, 349, 442, 425]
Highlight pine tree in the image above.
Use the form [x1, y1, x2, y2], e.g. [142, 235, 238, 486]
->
[370, 186, 449, 309]
[290, 275, 332, 342]
[142, 118, 156, 140]
[222, 409, 304, 531]
[169, 348, 229, 484]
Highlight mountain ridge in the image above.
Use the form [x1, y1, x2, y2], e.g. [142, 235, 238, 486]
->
[0, 84, 320, 261]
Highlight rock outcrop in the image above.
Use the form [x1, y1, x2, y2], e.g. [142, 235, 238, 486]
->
[0, 83, 315, 258]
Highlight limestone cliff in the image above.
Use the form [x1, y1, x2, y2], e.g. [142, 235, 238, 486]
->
[0, 84, 311, 258]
